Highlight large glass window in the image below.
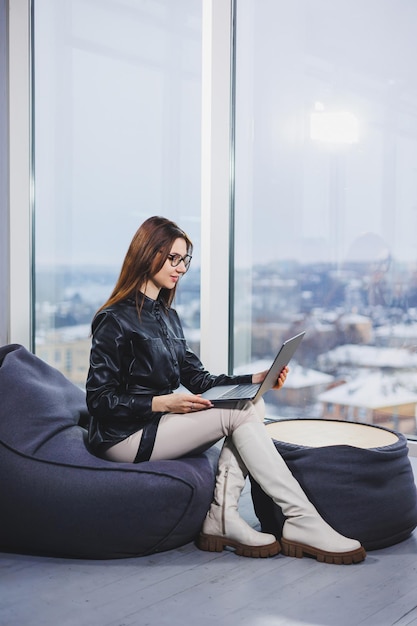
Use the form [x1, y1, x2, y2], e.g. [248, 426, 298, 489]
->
[233, 0, 417, 437]
[33, 0, 202, 386]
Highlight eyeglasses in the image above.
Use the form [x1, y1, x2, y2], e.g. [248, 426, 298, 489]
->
[167, 253, 192, 271]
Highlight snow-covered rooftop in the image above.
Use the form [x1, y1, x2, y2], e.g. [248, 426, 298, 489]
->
[375, 323, 417, 341]
[317, 371, 417, 409]
[318, 344, 417, 369]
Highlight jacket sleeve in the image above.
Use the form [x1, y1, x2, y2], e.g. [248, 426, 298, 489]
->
[86, 312, 156, 423]
[180, 344, 252, 394]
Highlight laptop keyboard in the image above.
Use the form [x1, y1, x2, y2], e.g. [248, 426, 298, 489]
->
[219, 383, 260, 400]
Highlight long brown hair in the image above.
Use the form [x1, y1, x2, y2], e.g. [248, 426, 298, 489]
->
[97, 216, 193, 315]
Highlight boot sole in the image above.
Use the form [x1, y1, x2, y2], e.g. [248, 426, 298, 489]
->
[197, 532, 281, 558]
[281, 538, 366, 564]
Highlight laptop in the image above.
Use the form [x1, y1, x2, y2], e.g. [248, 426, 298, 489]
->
[201, 331, 305, 404]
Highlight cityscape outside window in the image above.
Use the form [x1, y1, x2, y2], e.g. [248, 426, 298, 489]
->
[233, 0, 417, 437]
[33, 0, 203, 387]
[33, 0, 417, 439]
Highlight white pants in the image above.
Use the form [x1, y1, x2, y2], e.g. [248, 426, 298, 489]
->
[103, 398, 266, 463]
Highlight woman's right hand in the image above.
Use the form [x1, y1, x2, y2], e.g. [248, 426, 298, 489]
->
[152, 393, 213, 414]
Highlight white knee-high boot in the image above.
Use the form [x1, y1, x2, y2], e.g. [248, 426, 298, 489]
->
[232, 422, 366, 564]
[197, 437, 280, 558]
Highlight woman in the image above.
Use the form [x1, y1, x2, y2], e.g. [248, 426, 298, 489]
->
[86, 216, 365, 564]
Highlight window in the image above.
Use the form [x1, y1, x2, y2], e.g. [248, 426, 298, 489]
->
[33, 0, 202, 386]
[233, 0, 417, 437]
[30, 0, 417, 441]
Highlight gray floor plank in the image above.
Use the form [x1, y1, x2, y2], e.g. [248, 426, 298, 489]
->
[360, 586, 417, 626]
[1, 457, 416, 626]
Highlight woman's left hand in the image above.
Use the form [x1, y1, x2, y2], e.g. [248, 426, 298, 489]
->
[252, 365, 289, 389]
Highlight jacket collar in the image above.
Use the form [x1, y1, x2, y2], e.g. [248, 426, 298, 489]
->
[126, 292, 166, 314]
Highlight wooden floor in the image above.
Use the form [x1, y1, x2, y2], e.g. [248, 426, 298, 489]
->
[1, 458, 417, 626]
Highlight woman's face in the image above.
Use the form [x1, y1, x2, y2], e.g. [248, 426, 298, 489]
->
[146, 237, 189, 298]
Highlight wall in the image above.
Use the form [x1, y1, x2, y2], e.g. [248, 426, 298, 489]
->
[0, 0, 9, 346]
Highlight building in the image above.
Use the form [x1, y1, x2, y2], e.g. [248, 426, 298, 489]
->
[269, 362, 334, 407]
[318, 372, 417, 435]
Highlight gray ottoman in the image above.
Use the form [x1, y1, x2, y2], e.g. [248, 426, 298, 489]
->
[250, 419, 417, 550]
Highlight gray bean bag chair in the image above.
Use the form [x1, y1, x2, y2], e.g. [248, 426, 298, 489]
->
[0, 344, 217, 559]
[251, 419, 417, 550]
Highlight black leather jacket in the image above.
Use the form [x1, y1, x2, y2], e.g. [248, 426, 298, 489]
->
[86, 294, 251, 454]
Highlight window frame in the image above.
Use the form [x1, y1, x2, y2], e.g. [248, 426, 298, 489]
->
[7, 0, 33, 350]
